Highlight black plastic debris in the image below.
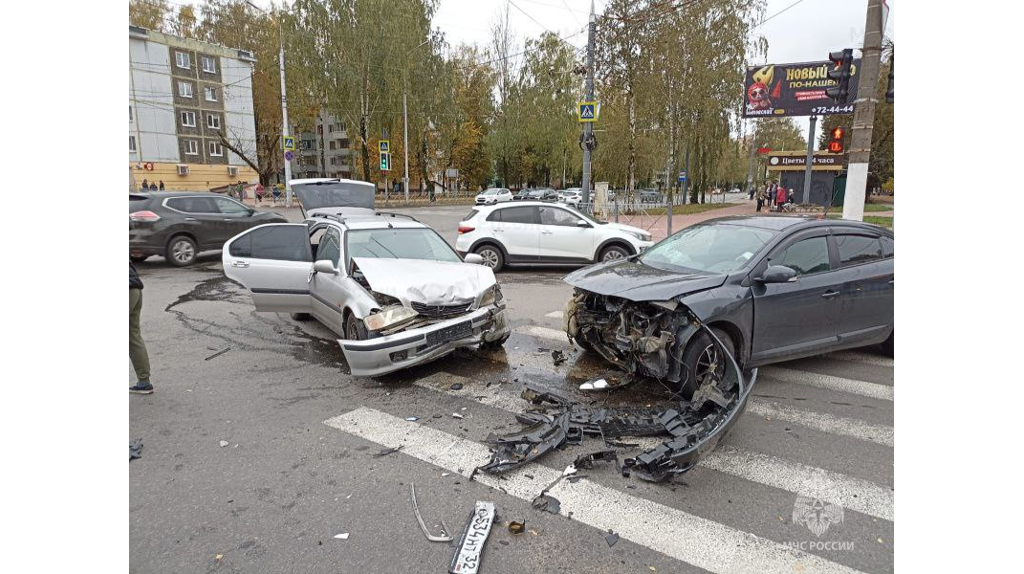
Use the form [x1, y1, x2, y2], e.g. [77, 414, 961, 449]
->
[532, 493, 561, 515]
[373, 446, 404, 458]
[204, 347, 230, 361]
[551, 350, 567, 366]
[574, 450, 618, 470]
[605, 530, 619, 547]
[129, 439, 143, 461]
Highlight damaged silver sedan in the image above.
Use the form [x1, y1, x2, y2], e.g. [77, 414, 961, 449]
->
[223, 179, 510, 376]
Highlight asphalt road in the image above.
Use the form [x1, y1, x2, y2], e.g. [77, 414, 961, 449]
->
[129, 204, 894, 574]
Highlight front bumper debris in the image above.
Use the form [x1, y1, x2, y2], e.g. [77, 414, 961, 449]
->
[480, 314, 756, 482]
[340, 305, 509, 377]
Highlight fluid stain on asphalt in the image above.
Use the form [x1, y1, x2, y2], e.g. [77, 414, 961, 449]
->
[165, 276, 350, 372]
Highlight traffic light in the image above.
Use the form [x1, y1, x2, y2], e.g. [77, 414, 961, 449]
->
[828, 126, 845, 154]
[380, 152, 391, 171]
[885, 53, 894, 104]
[825, 48, 854, 103]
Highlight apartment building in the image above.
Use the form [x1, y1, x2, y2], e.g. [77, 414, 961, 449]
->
[129, 26, 258, 190]
[291, 110, 355, 180]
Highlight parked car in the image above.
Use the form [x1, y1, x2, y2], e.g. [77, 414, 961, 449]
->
[564, 216, 894, 394]
[129, 191, 287, 266]
[475, 187, 514, 205]
[455, 202, 654, 272]
[557, 188, 583, 207]
[638, 189, 663, 203]
[514, 188, 558, 202]
[222, 182, 510, 377]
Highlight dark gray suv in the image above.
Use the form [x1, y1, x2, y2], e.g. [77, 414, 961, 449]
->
[129, 192, 287, 266]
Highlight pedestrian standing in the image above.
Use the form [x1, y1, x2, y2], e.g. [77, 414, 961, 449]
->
[272, 185, 282, 205]
[129, 261, 153, 394]
[158, 180, 165, 190]
[756, 188, 764, 212]
[140, 179, 149, 191]
[776, 184, 787, 211]
[255, 183, 264, 205]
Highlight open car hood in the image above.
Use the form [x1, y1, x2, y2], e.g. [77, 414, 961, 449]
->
[563, 259, 726, 302]
[293, 180, 375, 218]
[352, 257, 496, 305]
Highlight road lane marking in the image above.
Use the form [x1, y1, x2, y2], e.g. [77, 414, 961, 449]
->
[544, 310, 564, 319]
[825, 352, 894, 368]
[701, 446, 893, 521]
[746, 400, 894, 447]
[324, 407, 868, 574]
[761, 367, 894, 401]
[412, 373, 894, 520]
[514, 325, 571, 342]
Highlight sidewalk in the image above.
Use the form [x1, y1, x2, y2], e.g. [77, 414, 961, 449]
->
[617, 200, 762, 241]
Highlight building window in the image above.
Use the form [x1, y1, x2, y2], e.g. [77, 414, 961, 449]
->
[181, 111, 196, 127]
[178, 81, 193, 98]
[130, 136, 137, 152]
[201, 56, 217, 73]
[329, 141, 336, 150]
[339, 139, 348, 148]
[204, 87, 217, 101]
[300, 140, 313, 150]
[338, 122, 346, 132]
[209, 141, 223, 156]
[175, 51, 190, 69]
[206, 113, 221, 129]
[184, 140, 198, 155]
[330, 157, 337, 166]
[129, 105, 133, 122]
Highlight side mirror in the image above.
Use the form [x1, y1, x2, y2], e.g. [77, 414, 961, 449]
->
[759, 265, 798, 284]
[576, 219, 590, 228]
[464, 253, 485, 265]
[313, 259, 339, 275]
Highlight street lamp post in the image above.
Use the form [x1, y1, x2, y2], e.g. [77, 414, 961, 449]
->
[247, 2, 293, 207]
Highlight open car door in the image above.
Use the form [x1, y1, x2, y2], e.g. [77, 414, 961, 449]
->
[222, 224, 313, 313]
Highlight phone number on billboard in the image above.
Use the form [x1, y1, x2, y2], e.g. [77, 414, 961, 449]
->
[811, 104, 855, 115]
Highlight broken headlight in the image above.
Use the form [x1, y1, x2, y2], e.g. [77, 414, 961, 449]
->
[364, 305, 418, 331]
[479, 285, 503, 307]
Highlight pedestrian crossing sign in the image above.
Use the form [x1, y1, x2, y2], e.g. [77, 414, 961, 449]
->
[379, 140, 390, 153]
[282, 136, 296, 151]
[578, 101, 597, 123]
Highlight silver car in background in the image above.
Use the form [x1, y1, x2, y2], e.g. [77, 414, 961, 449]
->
[222, 180, 510, 376]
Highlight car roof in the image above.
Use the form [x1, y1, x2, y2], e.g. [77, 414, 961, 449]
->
[701, 215, 891, 234]
[130, 191, 223, 199]
[306, 213, 428, 231]
[474, 201, 569, 210]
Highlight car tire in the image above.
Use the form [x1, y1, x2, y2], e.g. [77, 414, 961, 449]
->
[479, 333, 509, 350]
[166, 235, 197, 267]
[130, 255, 149, 263]
[677, 327, 735, 397]
[475, 244, 505, 272]
[599, 244, 629, 263]
[879, 330, 894, 357]
[290, 312, 311, 321]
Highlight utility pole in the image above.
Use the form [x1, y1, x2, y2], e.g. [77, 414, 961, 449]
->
[403, 90, 409, 201]
[802, 115, 817, 204]
[580, 1, 597, 209]
[843, 0, 885, 221]
[744, 122, 758, 197]
[277, 20, 292, 207]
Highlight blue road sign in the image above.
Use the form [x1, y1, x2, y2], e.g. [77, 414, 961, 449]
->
[285, 150, 294, 161]
[578, 101, 596, 123]
[678, 170, 688, 182]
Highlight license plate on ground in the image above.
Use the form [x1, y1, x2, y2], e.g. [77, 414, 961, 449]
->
[449, 501, 496, 574]
[426, 320, 473, 346]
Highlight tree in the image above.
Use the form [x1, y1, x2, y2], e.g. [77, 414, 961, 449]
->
[129, 0, 169, 29]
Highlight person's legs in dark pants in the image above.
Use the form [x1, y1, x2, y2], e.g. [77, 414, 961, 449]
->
[129, 288, 153, 393]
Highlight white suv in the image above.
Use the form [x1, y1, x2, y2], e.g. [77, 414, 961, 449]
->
[474, 187, 513, 205]
[557, 188, 582, 207]
[455, 201, 654, 272]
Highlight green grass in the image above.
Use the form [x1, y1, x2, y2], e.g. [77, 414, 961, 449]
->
[863, 204, 893, 212]
[827, 214, 893, 228]
[641, 203, 735, 216]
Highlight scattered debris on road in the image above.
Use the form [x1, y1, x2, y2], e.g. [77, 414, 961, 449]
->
[452, 413, 465, 419]
[449, 501, 496, 574]
[129, 439, 143, 461]
[605, 530, 619, 547]
[532, 493, 561, 515]
[410, 483, 453, 542]
[551, 350, 567, 366]
[508, 520, 526, 535]
[450, 383, 464, 391]
[333, 533, 350, 540]
[405, 416, 419, 422]
[373, 445, 404, 458]
[219, 440, 229, 448]
[204, 347, 231, 361]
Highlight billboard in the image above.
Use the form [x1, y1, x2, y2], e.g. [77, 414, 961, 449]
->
[743, 60, 861, 118]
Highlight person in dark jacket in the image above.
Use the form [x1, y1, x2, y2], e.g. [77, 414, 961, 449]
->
[129, 262, 153, 394]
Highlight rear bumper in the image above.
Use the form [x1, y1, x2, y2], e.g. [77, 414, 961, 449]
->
[340, 305, 510, 377]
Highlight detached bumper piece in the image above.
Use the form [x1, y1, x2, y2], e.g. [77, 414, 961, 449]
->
[480, 319, 756, 482]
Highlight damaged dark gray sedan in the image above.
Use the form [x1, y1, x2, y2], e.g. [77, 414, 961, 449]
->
[564, 216, 894, 396]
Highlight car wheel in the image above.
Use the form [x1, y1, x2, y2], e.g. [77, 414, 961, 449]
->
[480, 333, 509, 350]
[166, 235, 197, 267]
[130, 255, 149, 263]
[678, 327, 735, 397]
[344, 313, 367, 340]
[880, 330, 893, 357]
[599, 244, 629, 263]
[290, 312, 311, 321]
[475, 244, 504, 272]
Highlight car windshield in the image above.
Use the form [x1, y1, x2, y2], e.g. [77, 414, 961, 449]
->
[347, 228, 462, 264]
[639, 224, 775, 273]
[482, 189, 500, 195]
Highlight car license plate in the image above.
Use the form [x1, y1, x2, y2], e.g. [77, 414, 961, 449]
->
[448, 501, 496, 574]
[427, 320, 473, 346]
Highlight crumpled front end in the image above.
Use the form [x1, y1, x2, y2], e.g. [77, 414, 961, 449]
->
[564, 289, 698, 386]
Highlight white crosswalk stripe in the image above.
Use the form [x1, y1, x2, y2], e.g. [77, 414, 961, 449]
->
[544, 310, 564, 319]
[746, 400, 894, 447]
[761, 366, 894, 401]
[411, 372, 893, 521]
[325, 407, 868, 574]
[825, 351, 894, 368]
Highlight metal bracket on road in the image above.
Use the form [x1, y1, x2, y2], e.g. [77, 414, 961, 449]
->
[410, 483, 453, 543]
